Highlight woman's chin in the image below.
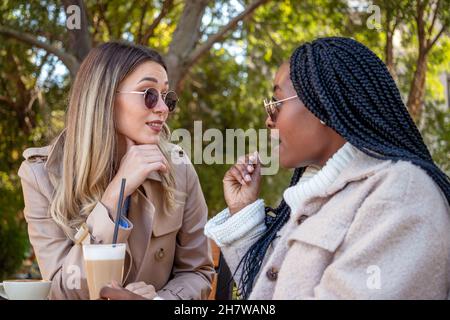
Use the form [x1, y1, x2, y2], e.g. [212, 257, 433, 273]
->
[135, 135, 160, 145]
[279, 153, 292, 169]
[279, 158, 295, 169]
[279, 153, 303, 169]
[278, 145, 293, 169]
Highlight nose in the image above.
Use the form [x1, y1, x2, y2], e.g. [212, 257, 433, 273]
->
[265, 115, 275, 129]
[152, 95, 169, 114]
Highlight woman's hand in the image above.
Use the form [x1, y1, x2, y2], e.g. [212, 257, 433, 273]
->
[99, 281, 157, 300]
[223, 151, 262, 215]
[99, 281, 146, 300]
[124, 281, 157, 299]
[101, 137, 168, 214]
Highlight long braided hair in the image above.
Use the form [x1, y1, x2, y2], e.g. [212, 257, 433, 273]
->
[237, 37, 450, 299]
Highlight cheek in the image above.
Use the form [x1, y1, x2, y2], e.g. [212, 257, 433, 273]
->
[115, 99, 146, 136]
[114, 98, 163, 145]
[277, 108, 321, 167]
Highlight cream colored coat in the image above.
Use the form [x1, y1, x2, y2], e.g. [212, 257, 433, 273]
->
[18, 131, 214, 300]
[222, 150, 450, 299]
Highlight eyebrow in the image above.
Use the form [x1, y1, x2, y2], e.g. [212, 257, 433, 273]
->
[137, 77, 169, 85]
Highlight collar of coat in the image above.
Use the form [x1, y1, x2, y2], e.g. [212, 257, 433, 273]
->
[293, 148, 393, 215]
[285, 148, 395, 253]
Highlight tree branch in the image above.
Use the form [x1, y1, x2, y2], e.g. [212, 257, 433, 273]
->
[96, 2, 113, 38]
[426, 23, 447, 52]
[187, 0, 270, 68]
[136, 2, 149, 43]
[141, 0, 174, 44]
[0, 25, 79, 76]
[427, 0, 440, 36]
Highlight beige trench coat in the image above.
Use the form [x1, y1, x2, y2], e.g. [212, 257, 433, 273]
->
[221, 149, 450, 299]
[18, 131, 214, 300]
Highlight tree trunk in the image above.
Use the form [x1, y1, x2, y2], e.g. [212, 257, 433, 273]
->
[165, 0, 269, 90]
[383, 3, 397, 80]
[407, 0, 428, 121]
[407, 51, 428, 121]
[385, 30, 397, 79]
[165, 0, 210, 90]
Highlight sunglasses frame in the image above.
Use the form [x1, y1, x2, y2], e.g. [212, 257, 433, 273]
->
[263, 94, 298, 121]
[116, 87, 178, 112]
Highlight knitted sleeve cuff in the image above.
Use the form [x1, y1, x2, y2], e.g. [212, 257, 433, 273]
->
[204, 199, 266, 247]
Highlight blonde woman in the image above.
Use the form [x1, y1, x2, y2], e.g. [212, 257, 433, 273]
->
[18, 41, 214, 300]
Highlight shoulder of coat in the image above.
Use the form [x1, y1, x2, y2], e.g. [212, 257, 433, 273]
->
[22, 146, 51, 163]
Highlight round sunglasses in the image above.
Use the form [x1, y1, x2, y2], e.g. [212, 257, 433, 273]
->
[116, 87, 178, 112]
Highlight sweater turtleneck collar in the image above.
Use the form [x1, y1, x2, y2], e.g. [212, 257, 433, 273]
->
[283, 142, 359, 214]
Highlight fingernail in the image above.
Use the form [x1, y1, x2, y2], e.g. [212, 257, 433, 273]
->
[247, 165, 254, 172]
[245, 174, 252, 182]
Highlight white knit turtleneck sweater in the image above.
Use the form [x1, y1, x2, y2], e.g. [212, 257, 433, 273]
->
[283, 142, 358, 215]
[204, 142, 359, 248]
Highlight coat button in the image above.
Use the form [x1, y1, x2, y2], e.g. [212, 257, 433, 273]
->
[266, 267, 278, 281]
[155, 248, 165, 260]
[297, 214, 308, 224]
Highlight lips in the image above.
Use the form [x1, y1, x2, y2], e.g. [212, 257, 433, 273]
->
[146, 120, 164, 132]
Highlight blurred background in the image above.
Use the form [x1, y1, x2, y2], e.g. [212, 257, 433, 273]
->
[0, 0, 449, 281]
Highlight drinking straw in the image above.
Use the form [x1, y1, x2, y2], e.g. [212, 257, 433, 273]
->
[112, 178, 126, 246]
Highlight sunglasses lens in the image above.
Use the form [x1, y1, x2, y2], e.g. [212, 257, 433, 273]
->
[264, 101, 277, 121]
[164, 91, 178, 112]
[269, 107, 277, 121]
[144, 88, 159, 109]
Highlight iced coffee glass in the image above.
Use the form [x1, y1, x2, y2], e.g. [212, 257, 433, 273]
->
[82, 243, 126, 300]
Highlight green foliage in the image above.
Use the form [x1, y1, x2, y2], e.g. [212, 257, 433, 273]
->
[0, 172, 27, 281]
[422, 101, 450, 175]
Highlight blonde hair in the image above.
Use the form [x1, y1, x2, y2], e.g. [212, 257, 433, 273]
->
[50, 42, 176, 238]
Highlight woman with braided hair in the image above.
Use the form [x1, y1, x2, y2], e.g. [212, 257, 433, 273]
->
[205, 37, 450, 299]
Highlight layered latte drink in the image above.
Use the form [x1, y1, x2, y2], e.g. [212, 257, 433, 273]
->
[82, 243, 126, 300]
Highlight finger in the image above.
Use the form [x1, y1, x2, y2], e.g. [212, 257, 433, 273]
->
[146, 161, 167, 174]
[142, 293, 157, 299]
[99, 287, 132, 300]
[138, 149, 170, 167]
[236, 154, 249, 165]
[141, 154, 168, 164]
[235, 163, 251, 183]
[133, 286, 155, 296]
[252, 156, 262, 183]
[237, 154, 256, 174]
[125, 281, 146, 291]
[227, 166, 246, 185]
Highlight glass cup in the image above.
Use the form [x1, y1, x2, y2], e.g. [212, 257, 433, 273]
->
[82, 243, 126, 300]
